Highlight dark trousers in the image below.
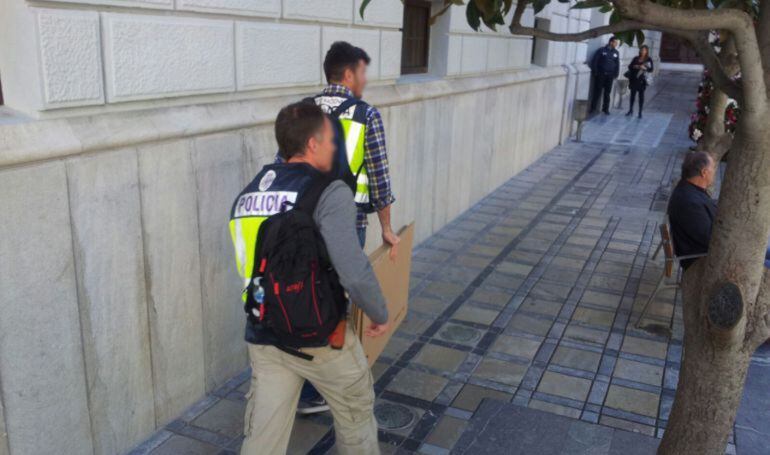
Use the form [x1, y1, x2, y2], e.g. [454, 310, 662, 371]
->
[629, 88, 645, 114]
[590, 74, 614, 113]
[300, 226, 368, 403]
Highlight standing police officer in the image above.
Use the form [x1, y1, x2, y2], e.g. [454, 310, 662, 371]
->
[590, 36, 621, 115]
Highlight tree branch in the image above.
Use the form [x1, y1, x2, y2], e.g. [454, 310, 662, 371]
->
[615, 0, 767, 112]
[512, 0, 527, 26]
[615, 0, 753, 31]
[509, 19, 647, 42]
[758, 0, 770, 94]
[684, 31, 743, 102]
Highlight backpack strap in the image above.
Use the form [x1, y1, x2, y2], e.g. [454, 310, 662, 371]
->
[330, 97, 362, 119]
[243, 195, 295, 317]
[294, 174, 335, 215]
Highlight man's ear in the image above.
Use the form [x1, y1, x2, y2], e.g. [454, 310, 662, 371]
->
[343, 66, 354, 83]
[306, 135, 318, 154]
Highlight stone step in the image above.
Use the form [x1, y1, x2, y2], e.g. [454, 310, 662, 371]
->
[452, 398, 659, 455]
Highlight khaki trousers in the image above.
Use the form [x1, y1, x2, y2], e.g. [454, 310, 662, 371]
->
[240, 326, 379, 455]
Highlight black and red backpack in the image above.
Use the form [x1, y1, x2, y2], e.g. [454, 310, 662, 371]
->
[244, 175, 347, 352]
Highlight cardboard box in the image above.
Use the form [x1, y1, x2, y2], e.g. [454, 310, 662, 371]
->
[351, 223, 414, 366]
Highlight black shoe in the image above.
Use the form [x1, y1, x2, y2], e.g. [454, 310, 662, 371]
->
[603, 110, 610, 115]
[297, 397, 330, 415]
[638, 112, 643, 118]
[626, 110, 633, 116]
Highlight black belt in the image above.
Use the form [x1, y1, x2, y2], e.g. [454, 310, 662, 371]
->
[274, 343, 314, 361]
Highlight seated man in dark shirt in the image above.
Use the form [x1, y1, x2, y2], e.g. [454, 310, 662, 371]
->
[667, 152, 717, 269]
[668, 151, 770, 270]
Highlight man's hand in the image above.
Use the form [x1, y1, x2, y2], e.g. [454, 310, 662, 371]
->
[382, 228, 400, 261]
[365, 321, 390, 338]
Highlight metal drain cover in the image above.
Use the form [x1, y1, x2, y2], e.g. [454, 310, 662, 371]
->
[438, 324, 480, 343]
[375, 403, 415, 430]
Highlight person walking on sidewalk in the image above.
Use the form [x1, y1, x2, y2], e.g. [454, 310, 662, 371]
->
[590, 36, 621, 115]
[626, 45, 654, 118]
[231, 101, 389, 455]
[277, 41, 399, 415]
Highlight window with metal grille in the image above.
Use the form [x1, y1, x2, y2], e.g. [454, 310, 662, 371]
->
[400, 0, 432, 74]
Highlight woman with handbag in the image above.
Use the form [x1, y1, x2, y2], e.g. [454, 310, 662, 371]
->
[625, 45, 654, 118]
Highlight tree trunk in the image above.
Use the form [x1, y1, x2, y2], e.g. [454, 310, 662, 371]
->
[658, 262, 752, 454]
[697, 35, 738, 162]
[696, 86, 732, 161]
[659, 106, 770, 454]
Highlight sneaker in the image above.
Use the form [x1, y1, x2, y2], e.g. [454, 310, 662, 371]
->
[296, 397, 330, 415]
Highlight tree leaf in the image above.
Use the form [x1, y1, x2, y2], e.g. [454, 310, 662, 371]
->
[473, 0, 494, 17]
[635, 30, 646, 46]
[503, 0, 514, 13]
[571, 0, 608, 9]
[615, 30, 635, 46]
[466, 1, 482, 30]
[532, 0, 550, 14]
[359, 0, 372, 19]
[481, 10, 506, 30]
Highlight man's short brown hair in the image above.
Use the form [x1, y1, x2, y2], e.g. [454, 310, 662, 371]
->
[275, 101, 326, 160]
[682, 151, 712, 180]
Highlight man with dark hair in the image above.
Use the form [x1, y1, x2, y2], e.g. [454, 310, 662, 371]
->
[283, 40, 399, 415]
[590, 36, 620, 115]
[230, 100, 387, 454]
[668, 152, 717, 269]
[323, 41, 371, 83]
[313, 41, 398, 253]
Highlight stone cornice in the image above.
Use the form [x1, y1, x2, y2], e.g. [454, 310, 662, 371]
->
[0, 66, 572, 169]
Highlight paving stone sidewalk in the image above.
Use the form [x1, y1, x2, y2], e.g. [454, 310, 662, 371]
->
[129, 71, 765, 455]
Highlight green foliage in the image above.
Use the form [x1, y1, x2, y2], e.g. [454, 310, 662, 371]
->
[571, 0, 608, 9]
[358, 0, 372, 19]
[360, 0, 752, 47]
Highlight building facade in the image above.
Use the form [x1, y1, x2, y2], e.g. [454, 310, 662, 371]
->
[0, 2, 659, 454]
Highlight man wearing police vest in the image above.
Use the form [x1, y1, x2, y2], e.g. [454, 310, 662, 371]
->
[277, 41, 399, 414]
[231, 101, 388, 454]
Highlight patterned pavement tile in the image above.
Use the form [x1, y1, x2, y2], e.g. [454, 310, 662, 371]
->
[387, 368, 449, 402]
[613, 358, 664, 387]
[472, 358, 529, 387]
[621, 336, 669, 360]
[413, 344, 468, 372]
[551, 346, 602, 373]
[489, 335, 542, 360]
[451, 384, 514, 412]
[537, 371, 593, 402]
[604, 384, 660, 418]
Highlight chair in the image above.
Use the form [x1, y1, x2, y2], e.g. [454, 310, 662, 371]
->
[635, 218, 707, 329]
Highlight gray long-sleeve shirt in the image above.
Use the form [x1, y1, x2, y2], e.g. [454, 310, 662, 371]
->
[314, 181, 388, 324]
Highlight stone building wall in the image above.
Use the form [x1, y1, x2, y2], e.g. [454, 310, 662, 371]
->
[0, 2, 659, 454]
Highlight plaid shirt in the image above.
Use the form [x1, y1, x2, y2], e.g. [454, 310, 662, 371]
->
[321, 84, 395, 229]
